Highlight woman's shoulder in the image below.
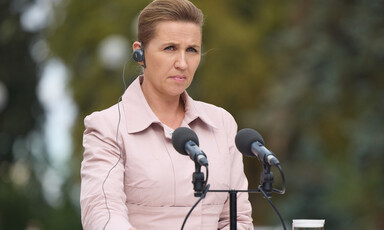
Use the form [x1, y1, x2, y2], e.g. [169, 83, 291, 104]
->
[84, 103, 121, 128]
[192, 100, 236, 128]
[194, 100, 233, 118]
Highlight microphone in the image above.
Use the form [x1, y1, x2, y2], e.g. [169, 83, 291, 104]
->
[172, 127, 208, 166]
[235, 128, 280, 166]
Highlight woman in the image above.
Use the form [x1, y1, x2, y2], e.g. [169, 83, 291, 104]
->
[80, 0, 253, 229]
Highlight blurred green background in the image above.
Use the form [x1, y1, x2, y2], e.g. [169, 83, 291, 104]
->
[1, 0, 383, 229]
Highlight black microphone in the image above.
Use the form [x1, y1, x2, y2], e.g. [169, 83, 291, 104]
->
[235, 128, 280, 166]
[172, 127, 208, 166]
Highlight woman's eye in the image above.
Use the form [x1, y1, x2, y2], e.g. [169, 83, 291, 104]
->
[164, 46, 174, 51]
[187, 47, 198, 53]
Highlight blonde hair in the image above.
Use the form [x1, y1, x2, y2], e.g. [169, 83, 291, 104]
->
[137, 0, 204, 47]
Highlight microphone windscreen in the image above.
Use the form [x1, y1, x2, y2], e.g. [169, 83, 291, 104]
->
[172, 127, 199, 155]
[235, 128, 265, 157]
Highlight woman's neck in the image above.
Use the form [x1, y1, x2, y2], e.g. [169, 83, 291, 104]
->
[142, 86, 185, 130]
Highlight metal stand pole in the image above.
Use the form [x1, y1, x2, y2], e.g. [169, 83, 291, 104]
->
[229, 190, 238, 230]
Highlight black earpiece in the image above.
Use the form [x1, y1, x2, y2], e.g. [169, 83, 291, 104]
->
[132, 42, 146, 68]
[132, 49, 144, 62]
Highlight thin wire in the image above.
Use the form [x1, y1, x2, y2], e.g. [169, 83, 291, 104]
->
[101, 55, 136, 229]
[102, 95, 124, 230]
[181, 166, 209, 230]
[272, 164, 286, 194]
[181, 184, 210, 230]
[122, 59, 130, 90]
[122, 56, 143, 91]
[204, 165, 209, 186]
[258, 185, 287, 230]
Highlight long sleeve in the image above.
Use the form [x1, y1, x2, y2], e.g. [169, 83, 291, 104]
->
[80, 107, 133, 230]
[217, 110, 253, 230]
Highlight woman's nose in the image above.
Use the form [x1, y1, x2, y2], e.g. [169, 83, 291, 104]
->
[174, 52, 187, 70]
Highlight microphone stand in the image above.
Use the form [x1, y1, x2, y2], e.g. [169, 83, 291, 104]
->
[190, 161, 285, 230]
[192, 162, 206, 197]
[208, 162, 279, 230]
[260, 163, 274, 198]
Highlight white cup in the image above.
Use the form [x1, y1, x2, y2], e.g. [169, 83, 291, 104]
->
[292, 219, 325, 230]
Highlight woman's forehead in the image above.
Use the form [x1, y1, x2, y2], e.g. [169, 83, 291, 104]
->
[151, 21, 202, 44]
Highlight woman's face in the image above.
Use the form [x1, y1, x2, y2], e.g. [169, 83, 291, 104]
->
[138, 21, 202, 99]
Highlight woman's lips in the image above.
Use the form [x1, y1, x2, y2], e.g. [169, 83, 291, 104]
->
[170, 75, 187, 82]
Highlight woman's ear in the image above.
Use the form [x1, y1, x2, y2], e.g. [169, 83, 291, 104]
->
[132, 41, 142, 51]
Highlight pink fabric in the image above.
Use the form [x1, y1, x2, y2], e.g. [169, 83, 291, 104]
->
[80, 76, 253, 229]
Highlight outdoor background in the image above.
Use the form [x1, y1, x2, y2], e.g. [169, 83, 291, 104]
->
[1, 0, 383, 229]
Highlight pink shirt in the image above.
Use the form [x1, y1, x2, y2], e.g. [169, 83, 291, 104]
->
[81, 76, 253, 229]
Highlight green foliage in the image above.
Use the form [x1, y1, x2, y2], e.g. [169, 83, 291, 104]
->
[238, 0, 384, 228]
[0, 0, 43, 162]
[0, 0, 81, 229]
[0, 0, 44, 229]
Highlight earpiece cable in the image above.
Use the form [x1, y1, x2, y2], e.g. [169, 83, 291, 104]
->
[102, 57, 133, 229]
[102, 95, 124, 230]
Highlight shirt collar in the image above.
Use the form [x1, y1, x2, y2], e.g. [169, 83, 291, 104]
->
[182, 91, 217, 129]
[122, 76, 217, 134]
